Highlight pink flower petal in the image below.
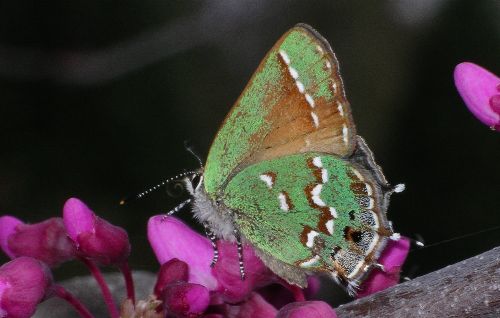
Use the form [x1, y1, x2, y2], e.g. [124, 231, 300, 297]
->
[357, 237, 410, 298]
[147, 216, 218, 290]
[154, 258, 189, 297]
[7, 218, 76, 267]
[259, 276, 320, 310]
[62, 198, 95, 241]
[0, 216, 23, 259]
[63, 198, 130, 265]
[0, 257, 53, 318]
[226, 292, 277, 318]
[454, 62, 500, 130]
[76, 217, 130, 265]
[212, 240, 276, 303]
[276, 301, 337, 318]
[162, 282, 210, 317]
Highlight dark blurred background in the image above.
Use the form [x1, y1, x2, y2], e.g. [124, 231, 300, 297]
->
[0, 0, 498, 304]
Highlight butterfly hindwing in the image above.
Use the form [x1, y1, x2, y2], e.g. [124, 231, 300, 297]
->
[204, 24, 356, 198]
[221, 151, 391, 287]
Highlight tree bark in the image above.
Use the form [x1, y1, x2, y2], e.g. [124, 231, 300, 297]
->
[335, 247, 500, 318]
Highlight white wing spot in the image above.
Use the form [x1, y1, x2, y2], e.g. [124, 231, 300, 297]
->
[326, 219, 334, 235]
[321, 169, 328, 183]
[312, 184, 322, 196]
[311, 184, 326, 206]
[367, 197, 375, 209]
[337, 102, 344, 117]
[351, 168, 365, 181]
[326, 61, 331, 69]
[329, 207, 338, 218]
[311, 112, 319, 128]
[347, 259, 365, 279]
[312, 156, 323, 168]
[305, 94, 315, 108]
[278, 192, 289, 212]
[366, 233, 380, 255]
[306, 230, 319, 248]
[288, 67, 299, 80]
[299, 255, 320, 268]
[365, 183, 373, 196]
[259, 174, 273, 189]
[279, 50, 290, 65]
[332, 82, 337, 93]
[296, 80, 305, 93]
[342, 124, 349, 145]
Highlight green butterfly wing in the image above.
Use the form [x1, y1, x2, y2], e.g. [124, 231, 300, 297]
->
[204, 24, 356, 198]
[222, 152, 392, 287]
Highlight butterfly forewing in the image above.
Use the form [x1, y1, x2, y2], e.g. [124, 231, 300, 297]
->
[204, 24, 355, 198]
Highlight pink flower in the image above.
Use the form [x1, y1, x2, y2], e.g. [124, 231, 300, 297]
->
[154, 258, 189, 297]
[147, 216, 218, 290]
[276, 301, 337, 318]
[0, 216, 22, 259]
[454, 62, 500, 131]
[148, 215, 300, 318]
[225, 292, 278, 318]
[211, 240, 276, 303]
[0, 257, 54, 318]
[162, 282, 210, 317]
[147, 216, 276, 304]
[357, 237, 411, 297]
[0, 216, 75, 267]
[63, 198, 130, 266]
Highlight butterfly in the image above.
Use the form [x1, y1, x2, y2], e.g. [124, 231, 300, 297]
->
[183, 23, 402, 295]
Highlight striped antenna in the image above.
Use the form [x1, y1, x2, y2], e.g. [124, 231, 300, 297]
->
[120, 170, 198, 205]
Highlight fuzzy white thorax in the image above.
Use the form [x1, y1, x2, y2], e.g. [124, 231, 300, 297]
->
[184, 177, 236, 241]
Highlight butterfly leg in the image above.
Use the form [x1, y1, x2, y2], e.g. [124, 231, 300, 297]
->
[203, 223, 219, 267]
[161, 198, 192, 220]
[234, 228, 246, 280]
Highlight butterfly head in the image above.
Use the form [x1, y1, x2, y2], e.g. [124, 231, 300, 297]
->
[184, 170, 204, 195]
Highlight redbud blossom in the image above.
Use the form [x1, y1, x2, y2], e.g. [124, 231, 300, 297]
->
[0, 257, 53, 318]
[63, 198, 130, 266]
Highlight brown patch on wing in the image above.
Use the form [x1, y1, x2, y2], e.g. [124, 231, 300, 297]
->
[299, 225, 314, 246]
[350, 182, 369, 195]
[281, 191, 294, 210]
[235, 26, 356, 168]
[306, 157, 324, 183]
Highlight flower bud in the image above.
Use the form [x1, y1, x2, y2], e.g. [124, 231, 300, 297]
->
[147, 216, 218, 290]
[454, 62, 500, 131]
[162, 282, 209, 317]
[0, 257, 53, 318]
[154, 258, 189, 297]
[276, 301, 337, 318]
[63, 198, 130, 265]
[0, 216, 75, 267]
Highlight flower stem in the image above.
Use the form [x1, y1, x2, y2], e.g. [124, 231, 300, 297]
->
[81, 258, 120, 318]
[119, 262, 136, 304]
[53, 285, 94, 318]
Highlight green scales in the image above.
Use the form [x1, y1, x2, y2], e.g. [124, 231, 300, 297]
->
[180, 24, 404, 294]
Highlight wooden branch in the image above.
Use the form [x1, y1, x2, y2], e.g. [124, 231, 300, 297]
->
[335, 247, 500, 317]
